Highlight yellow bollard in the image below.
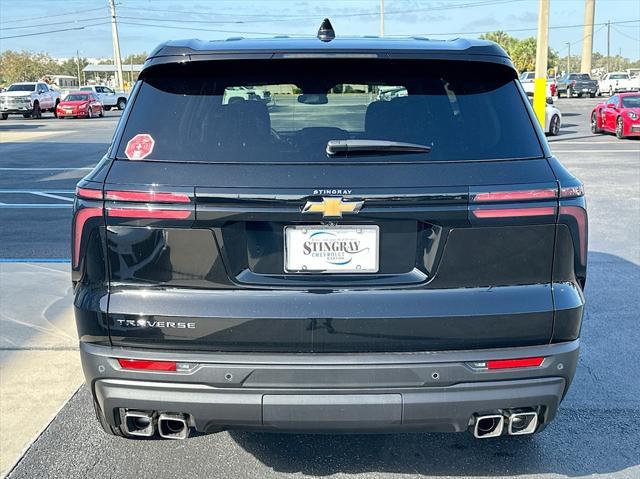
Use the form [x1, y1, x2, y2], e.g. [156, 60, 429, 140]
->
[533, 76, 547, 128]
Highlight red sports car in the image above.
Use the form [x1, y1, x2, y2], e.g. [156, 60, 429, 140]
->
[590, 92, 640, 139]
[56, 92, 104, 119]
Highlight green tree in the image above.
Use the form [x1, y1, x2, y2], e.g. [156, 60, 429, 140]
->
[0, 50, 58, 85]
[479, 32, 559, 73]
[57, 57, 90, 78]
[123, 52, 147, 64]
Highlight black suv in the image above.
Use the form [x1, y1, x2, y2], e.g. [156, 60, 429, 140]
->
[73, 27, 587, 440]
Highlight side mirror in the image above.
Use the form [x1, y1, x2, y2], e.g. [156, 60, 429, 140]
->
[606, 103, 616, 109]
[546, 97, 554, 105]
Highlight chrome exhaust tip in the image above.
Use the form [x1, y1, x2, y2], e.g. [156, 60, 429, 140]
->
[158, 413, 189, 440]
[507, 411, 538, 435]
[122, 410, 155, 437]
[473, 414, 505, 439]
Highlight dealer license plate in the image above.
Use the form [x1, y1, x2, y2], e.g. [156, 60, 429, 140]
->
[284, 225, 379, 273]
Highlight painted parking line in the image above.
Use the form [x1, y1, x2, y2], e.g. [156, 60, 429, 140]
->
[0, 167, 93, 171]
[0, 190, 75, 208]
[552, 149, 640, 153]
[0, 258, 71, 263]
[0, 204, 72, 208]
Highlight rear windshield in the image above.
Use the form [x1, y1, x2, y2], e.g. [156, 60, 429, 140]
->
[64, 94, 89, 101]
[117, 59, 542, 163]
[8, 84, 36, 92]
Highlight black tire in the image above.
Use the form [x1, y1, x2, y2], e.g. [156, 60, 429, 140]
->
[23, 113, 31, 118]
[104, 106, 111, 111]
[616, 117, 625, 139]
[117, 98, 127, 110]
[1, 113, 7, 120]
[591, 111, 602, 134]
[93, 399, 126, 437]
[32, 102, 41, 119]
[548, 114, 560, 136]
[589, 92, 595, 98]
[577, 92, 583, 98]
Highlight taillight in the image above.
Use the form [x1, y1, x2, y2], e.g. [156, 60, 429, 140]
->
[560, 205, 588, 265]
[472, 188, 557, 203]
[72, 207, 103, 268]
[104, 190, 190, 203]
[471, 207, 555, 219]
[107, 208, 191, 219]
[73, 186, 192, 269]
[560, 185, 584, 198]
[76, 186, 103, 200]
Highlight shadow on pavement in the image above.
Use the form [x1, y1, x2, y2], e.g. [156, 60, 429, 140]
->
[0, 123, 43, 131]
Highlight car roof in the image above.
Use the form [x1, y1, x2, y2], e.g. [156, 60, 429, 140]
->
[144, 36, 513, 71]
[618, 92, 640, 97]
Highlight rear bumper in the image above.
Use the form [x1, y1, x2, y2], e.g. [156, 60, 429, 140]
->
[82, 340, 579, 433]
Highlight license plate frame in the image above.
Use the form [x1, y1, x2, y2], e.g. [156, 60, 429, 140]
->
[284, 224, 379, 274]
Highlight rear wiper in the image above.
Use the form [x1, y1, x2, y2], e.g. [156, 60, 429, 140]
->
[326, 139, 432, 157]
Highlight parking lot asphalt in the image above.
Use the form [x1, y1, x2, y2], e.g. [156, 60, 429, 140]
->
[1, 98, 639, 479]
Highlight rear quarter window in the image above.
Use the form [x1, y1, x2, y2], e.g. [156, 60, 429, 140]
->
[117, 59, 543, 163]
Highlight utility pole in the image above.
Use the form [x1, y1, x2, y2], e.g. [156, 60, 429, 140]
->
[566, 42, 571, 74]
[607, 21, 611, 73]
[76, 50, 81, 87]
[580, 0, 595, 74]
[108, 0, 124, 91]
[533, 0, 549, 128]
[380, 0, 385, 37]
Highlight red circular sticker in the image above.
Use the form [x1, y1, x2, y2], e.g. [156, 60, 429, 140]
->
[124, 134, 155, 160]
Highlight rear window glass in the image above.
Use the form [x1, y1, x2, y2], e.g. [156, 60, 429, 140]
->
[64, 94, 89, 101]
[117, 60, 542, 163]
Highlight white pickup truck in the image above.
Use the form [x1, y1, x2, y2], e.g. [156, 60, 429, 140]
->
[0, 82, 60, 119]
[79, 85, 128, 110]
[598, 72, 640, 96]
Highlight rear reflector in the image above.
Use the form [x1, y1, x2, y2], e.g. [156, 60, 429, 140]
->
[486, 357, 544, 369]
[72, 207, 103, 267]
[105, 190, 190, 203]
[107, 208, 191, 219]
[76, 187, 103, 200]
[117, 359, 177, 371]
[472, 188, 557, 202]
[471, 207, 556, 219]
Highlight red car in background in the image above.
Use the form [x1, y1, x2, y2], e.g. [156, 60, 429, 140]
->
[591, 92, 640, 139]
[56, 92, 104, 119]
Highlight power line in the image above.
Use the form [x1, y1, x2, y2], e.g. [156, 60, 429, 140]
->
[0, 6, 106, 24]
[0, 17, 106, 31]
[0, 22, 111, 40]
[117, 21, 311, 37]
[117, 0, 523, 20]
[385, 19, 639, 37]
[611, 25, 640, 43]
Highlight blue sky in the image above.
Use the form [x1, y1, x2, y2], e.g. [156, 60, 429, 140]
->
[0, 0, 638, 59]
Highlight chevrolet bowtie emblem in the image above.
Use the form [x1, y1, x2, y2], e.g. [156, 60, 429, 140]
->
[302, 197, 363, 218]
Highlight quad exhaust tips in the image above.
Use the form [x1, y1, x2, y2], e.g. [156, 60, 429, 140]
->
[473, 414, 505, 438]
[123, 410, 155, 437]
[158, 413, 189, 440]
